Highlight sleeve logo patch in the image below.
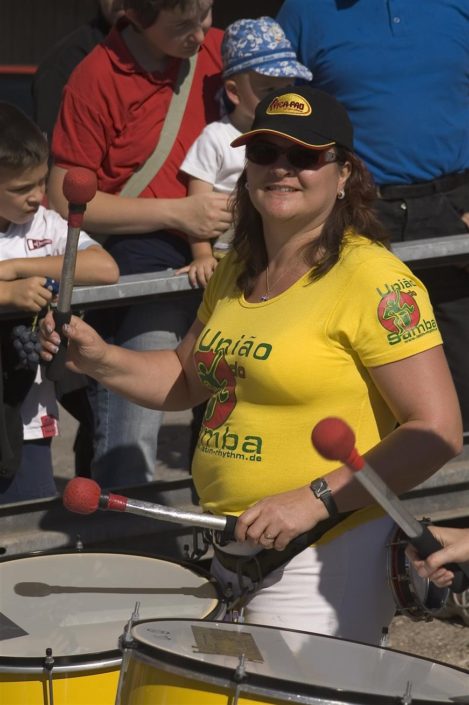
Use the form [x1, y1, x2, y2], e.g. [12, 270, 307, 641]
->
[377, 287, 438, 345]
[378, 290, 420, 333]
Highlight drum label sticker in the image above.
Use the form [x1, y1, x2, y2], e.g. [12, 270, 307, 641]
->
[191, 626, 263, 662]
[0, 612, 29, 641]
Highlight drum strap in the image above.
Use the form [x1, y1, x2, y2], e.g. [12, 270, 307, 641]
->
[213, 511, 354, 585]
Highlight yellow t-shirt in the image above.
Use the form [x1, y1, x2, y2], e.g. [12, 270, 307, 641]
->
[192, 234, 442, 538]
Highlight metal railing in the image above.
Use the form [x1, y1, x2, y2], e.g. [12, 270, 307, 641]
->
[68, 232, 469, 311]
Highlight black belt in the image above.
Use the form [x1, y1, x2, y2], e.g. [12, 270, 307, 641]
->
[376, 169, 469, 201]
[213, 511, 353, 584]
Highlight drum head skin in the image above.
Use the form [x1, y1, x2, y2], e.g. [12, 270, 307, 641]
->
[130, 619, 469, 704]
[0, 552, 222, 666]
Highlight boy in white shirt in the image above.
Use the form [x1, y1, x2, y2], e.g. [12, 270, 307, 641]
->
[179, 16, 311, 287]
[0, 102, 119, 503]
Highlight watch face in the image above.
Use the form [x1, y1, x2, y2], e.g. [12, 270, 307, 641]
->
[312, 479, 327, 496]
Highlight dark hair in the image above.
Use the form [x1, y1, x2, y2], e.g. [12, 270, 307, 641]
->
[231, 146, 390, 295]
[0, 102, 48, 173]
[123, 0, 201, 28]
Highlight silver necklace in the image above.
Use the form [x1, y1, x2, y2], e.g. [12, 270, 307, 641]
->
[259, 265, 291, 301]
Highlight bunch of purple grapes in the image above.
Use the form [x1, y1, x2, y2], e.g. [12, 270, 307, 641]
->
[11, 321, 43, 371]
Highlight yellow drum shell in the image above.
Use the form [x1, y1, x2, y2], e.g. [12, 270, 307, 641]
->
[117, 618, 469, 705]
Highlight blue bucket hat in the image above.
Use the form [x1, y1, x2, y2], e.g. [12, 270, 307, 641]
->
[222, 17, 312, 82]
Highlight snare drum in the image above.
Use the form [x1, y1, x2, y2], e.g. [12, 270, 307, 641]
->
[387, 526, 450, 621]
[0, 551, 224, 705]
[116, 618, 469, 705]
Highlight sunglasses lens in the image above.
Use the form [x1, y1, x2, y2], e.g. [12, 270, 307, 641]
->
[246, 142, 337, 170]
[288, 148, 321, 170]
[246, 142, 280, 166]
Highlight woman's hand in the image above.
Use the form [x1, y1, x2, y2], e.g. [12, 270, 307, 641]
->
[406, 526, 469, 588]
[234, 485, 329, 551]
[39, 311, 109, 376]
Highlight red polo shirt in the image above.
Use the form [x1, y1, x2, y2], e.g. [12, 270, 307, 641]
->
[52, 24, 223, 199]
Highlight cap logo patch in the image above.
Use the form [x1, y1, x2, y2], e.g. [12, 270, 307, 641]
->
[266, 93, 312, 117]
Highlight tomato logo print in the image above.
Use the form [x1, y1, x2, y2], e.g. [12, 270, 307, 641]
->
[378, 290, 420, 334]
[194, 349, 237, 429]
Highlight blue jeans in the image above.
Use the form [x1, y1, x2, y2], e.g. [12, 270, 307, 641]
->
[0, 438, 55, 504]
[87, 291, 202, 490]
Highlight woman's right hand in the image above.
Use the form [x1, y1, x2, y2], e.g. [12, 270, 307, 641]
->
[176, 193, 232, 240]
[39, 311, 108, 376]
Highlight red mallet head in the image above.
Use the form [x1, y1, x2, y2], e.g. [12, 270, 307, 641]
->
[311, 417, 363, 470]
[63, 477, 101, 514]
[63, 167, 97, 206]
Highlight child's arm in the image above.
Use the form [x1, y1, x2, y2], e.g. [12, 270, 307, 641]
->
[0, 246, 119, 286]
[176, 178, 219, 288]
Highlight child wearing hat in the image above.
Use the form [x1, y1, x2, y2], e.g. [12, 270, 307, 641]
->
[178, 16, 311, 287]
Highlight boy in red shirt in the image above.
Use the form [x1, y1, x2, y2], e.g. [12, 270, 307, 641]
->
[48, 0, 229, 489]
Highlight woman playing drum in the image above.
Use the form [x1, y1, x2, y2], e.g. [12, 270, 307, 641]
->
[40, 85, 462, 645]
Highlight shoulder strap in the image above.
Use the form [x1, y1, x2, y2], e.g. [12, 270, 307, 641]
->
[119, 53, 198, 198]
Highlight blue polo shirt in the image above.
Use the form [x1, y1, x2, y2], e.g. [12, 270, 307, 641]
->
[277, 0, 469, 186]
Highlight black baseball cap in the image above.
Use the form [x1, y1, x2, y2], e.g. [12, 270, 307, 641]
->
[231, 85, 354, 152]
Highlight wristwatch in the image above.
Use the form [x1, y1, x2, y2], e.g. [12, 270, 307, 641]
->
[310, 477, 338, 519]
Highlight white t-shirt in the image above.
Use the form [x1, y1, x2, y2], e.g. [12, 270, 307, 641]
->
[180, 115, 245, 193]
[0, 206, 98, 440]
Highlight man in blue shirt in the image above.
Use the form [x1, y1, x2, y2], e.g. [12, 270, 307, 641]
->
[277, 0, 469, 431]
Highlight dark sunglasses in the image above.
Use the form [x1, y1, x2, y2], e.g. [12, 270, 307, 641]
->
[246, 140, 338, 170]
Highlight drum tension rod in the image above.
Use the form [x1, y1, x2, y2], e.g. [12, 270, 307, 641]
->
[44, 647, 55, 705]
[401, 680, 413, 705]
[230, 653, 248, 705]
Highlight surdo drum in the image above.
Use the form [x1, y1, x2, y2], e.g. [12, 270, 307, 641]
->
[0, 551, 224, 705]
[115, 618, 469, 705]
[387, 526, 451, 621]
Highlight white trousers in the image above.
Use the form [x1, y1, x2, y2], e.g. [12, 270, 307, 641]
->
[212, 516, 397, 646]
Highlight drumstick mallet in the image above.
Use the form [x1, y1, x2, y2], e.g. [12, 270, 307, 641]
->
[46, 167, 98, 381]
[63, 477, 238, 543]
[312, 417, 469, 594]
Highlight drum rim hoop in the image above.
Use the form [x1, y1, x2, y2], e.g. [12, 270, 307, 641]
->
[0, 652, 121, 674]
